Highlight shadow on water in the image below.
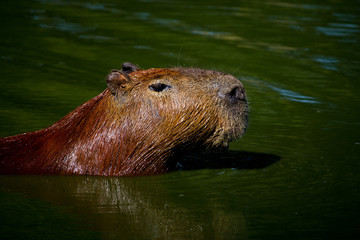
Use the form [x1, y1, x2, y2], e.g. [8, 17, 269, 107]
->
[174, 151, 281, 171]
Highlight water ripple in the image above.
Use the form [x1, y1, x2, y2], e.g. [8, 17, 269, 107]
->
[35, 16, 94, 34]
[312, 55, 339, 71]
[267, 84, 320, 104]
[316, 26, 360, 37]
[242, 76, 320, 104]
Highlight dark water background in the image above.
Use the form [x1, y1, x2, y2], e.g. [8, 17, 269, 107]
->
[1, 0, 360, 239]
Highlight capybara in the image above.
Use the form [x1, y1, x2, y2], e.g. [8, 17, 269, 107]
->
[0, 63, 248, 176]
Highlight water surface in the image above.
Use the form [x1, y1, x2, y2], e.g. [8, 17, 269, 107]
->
[1, 0, 360, 239]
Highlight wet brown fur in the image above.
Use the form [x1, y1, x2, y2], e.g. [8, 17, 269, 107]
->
[0, 64, 248, 176]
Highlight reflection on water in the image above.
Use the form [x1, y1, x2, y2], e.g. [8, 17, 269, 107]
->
[1, 0, 360, 239]
[0, 175, 247, 239]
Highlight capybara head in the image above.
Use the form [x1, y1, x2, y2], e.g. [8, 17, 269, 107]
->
[0, 63, 248, 176]
[106, 63, 248, 151]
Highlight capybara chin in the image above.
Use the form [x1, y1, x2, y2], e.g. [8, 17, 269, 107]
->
[0, 63, 248, 176]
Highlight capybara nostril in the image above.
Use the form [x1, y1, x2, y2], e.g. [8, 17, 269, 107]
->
[227, 86, 246, 102]
[218, 84, 247, 104]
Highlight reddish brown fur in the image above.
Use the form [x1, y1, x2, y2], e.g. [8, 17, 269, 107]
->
[0, 64, 248, 176]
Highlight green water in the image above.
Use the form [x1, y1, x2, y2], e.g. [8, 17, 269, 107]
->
[1, 0, 360, 239]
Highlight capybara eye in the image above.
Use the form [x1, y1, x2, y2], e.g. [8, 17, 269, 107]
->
[149, 83, 172, 92]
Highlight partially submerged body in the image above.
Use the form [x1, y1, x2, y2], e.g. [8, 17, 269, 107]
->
[0, 63, 248, 176]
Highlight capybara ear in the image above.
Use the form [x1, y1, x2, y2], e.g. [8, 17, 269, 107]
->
[106, 70, 132, 96]
[121, 62, 140, 74]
